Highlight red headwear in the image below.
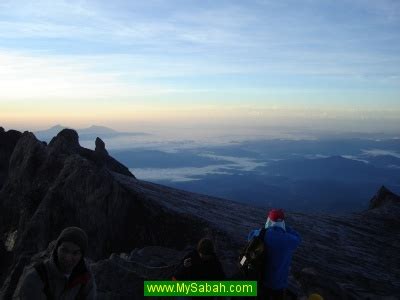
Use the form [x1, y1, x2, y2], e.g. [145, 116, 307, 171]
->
[267, 209, 285, 222]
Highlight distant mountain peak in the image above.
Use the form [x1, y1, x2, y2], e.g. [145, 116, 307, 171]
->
[86, 125, 117, 132]
[35, 125, 149, 143]
[50, 124, 66, 129]
[369, 185, 400, 209]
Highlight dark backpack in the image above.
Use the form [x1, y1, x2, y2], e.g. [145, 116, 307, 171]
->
[238, 228, 266, 280]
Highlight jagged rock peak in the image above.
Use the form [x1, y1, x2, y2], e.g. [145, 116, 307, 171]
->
[48, 128, 80, 153]
[95, 137, 108, 155]
[369, 186, 400, 209]
[0, 128, 23, 188]
[18, 131, 40, 144]
[1, 127, 18, 138]
[0, 128, 22, 141]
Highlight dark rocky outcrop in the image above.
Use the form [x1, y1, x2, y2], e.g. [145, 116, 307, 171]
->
[0, 239, 12, 287]
[0, 128, 207, 298]
[48, 128, 80, 154]
[0, 127, 22, 189]
[1, 127, 399, 299]
[95, 137, 108, 155]
[369, 185, 400, 209]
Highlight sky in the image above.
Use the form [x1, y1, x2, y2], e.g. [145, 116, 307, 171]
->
[1, 0, 400, 133]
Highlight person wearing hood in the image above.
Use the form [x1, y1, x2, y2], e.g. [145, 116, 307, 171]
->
[248, 209, 301, 300]
[173, 238, 225, 281]
[15, 226, 96, 300]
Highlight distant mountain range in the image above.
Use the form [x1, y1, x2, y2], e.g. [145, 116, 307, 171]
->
[0, 126, 399, 299]
[34, 124, 150, 142]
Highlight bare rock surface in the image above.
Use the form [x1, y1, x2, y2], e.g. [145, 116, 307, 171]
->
[0, 128, 22, 189]
[95, 137, 109, 155]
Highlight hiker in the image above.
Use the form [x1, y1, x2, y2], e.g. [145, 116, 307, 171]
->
[15, 226, 96, 300]
[248, 209, 301, 300]
[173, 238, 225, 280]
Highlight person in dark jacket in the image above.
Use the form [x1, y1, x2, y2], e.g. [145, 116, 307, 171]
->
[14, 226, 96, 300]
[248, 209, 301, 300]
[173, 238, 225, 280]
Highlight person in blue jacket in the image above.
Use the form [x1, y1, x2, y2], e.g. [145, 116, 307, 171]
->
[248, 209, 301, 300]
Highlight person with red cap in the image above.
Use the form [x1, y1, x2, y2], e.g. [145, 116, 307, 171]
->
[248, 209, 301, 300]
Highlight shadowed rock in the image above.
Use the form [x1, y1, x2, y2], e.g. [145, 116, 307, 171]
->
[95, 137, 108, 155]
[369, 185, 400, 209]
[48, 128, 80, 154]
[0, 128, 210, 298]
[0, 128, 22, 189]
